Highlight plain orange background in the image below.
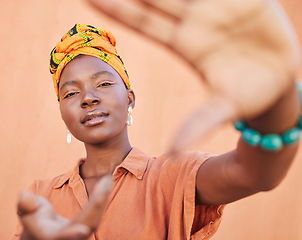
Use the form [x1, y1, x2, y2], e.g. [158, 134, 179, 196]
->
[1, 1, 302, 239]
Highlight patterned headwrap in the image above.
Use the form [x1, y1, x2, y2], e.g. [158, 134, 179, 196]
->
[50, 24, 130, 101]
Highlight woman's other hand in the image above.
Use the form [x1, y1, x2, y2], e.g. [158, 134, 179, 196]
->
[18, 175, 112, 240]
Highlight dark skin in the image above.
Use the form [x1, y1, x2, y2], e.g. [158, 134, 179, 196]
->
[59, 55, 135, 196]
[17, 0, 301, 239]
[18, 56, 135, 240]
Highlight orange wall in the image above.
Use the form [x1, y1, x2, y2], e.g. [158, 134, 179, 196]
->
[1, 1, 301, 239]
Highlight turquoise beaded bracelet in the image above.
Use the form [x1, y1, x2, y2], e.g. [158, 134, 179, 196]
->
[234, 118, 302, 151]
[234, 82, 302, 151]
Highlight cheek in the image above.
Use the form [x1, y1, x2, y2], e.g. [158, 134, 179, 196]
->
[60, 105, 76, 129]
[110, 88, 128, 105]
[110, 94, 129, 120]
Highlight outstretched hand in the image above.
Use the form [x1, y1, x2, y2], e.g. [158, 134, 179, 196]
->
[87, 0, 300, 151]
[17, 175, 112, 240]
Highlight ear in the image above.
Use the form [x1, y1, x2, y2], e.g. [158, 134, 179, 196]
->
[127, 89, 135, 109]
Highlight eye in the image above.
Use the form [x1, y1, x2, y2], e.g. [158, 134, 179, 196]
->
[97, 81, 115, 87]
[63, 92, 78, 99]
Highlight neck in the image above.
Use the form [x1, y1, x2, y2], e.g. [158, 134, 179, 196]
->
[80, 129, 132, 179]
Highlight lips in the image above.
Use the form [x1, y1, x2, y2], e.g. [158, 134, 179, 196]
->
[81, 110, 109, 127]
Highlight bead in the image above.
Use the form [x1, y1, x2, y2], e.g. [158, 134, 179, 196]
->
[233, 82, 302, 151]
[126, 106, 133, 126]
[234, 120, 246, 131]
[127, 115, 133, 126]
[128, 106, 132, 114]
[283, 128, 301, 144]
[67, 132, 72, 144]
[296, 82, 302, 105]
[242, 128, 261, 146]
[260, 134, 283, 151]
[296, 81, 302, 93]
[299, 94, 302, 106]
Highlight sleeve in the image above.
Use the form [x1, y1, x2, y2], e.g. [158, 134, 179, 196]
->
[160, 151, 225, 240]
[12, 181, 39, 240]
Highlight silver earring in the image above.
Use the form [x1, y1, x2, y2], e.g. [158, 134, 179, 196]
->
[67, 130, 72, 144]
[126, 106, 133, 126]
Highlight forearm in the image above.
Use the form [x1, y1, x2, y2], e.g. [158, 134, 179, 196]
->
[235, 80, 300, 191]
[196, 81, 301, 205]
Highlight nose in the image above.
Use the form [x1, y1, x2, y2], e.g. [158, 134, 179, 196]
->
[81, 90, 100, 108]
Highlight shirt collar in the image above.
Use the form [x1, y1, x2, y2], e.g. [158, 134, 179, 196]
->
[114, 147, 150, 180]
[54, 147, 150, 189]
[54, 159, 85, 189]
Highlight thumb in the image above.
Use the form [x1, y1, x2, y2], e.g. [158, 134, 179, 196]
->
[169, 94, 238, 154]
[54, 224, 91, 240]
[17, 191, 39, 217]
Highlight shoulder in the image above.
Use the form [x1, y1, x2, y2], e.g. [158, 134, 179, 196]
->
[27, 160, 81, 197]
[145, 150, 215, 183]
[151, 150, 214, 170]
[28, 159, 83, 196]
[28, 173, 67, 196]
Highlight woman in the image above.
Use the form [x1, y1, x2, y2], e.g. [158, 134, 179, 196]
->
[15, 0, 301, 239]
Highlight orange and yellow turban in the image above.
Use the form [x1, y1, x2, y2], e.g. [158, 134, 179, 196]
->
[50, 24, 130, 100]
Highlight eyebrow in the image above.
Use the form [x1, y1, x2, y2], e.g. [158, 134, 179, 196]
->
[90, 71, 115, 79]
[59, 71, 115, 92]
[59, 80, 78, 92]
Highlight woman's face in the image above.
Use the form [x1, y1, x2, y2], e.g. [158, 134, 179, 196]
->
[59, 55, 134, 145]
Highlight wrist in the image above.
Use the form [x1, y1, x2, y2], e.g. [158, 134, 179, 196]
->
[245, 82, 300, 133]
[234, 81, 301, 151]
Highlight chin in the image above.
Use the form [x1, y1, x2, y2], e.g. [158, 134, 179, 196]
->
[81, 132, 122, 145]
[79, 135, 111, 145]
[73, 125, 127, 145]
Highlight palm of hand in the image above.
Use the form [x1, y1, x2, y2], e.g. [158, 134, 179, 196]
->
[174, 0, 299, 118]
[87, 0, 300, 149]
[19, 193, 75, 240]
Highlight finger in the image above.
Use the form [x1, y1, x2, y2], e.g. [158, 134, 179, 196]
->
[17, 191, 39, 217]
[73, 175, 113, 231]
[169, 94, 238, 154]
[140, 0, 185, 19]
[266, 0, 301, 67]
[53, 224, 91, 240]
[86, 0, 177, 45]
[18, 193, 56, 239]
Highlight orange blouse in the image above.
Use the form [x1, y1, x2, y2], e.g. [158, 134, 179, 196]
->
[13, 147, 224, 240]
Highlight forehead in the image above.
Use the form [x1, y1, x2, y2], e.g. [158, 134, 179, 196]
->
[59, 55, 123, 86]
